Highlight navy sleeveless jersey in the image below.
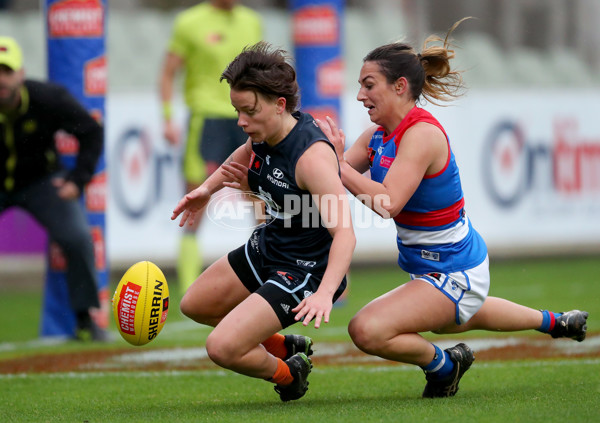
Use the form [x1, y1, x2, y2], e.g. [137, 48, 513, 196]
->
[247, 111, 337, 271]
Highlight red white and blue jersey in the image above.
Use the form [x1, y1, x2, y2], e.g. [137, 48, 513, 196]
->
[368, 107, 487, 274]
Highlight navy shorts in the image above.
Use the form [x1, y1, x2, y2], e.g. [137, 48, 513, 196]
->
[227, 242, 347, 328]
[199, 118, 248, 164]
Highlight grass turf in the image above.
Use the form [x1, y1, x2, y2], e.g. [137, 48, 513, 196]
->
[0, 256, 598, 422]
[1, 358, 598, 422]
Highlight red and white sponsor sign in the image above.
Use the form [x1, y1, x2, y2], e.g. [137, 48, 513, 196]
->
[293, 5, 338, 46]
[48, 0, 104, 38]
[85, 171, 106, 213]
[553, 119, 600, 194]
[304, 106, 339, 127]
[84, 55, 107, 96]
[91, 225, 106, 271]
[317, 58, 343, 97]
[49, 241, 67, 271]
[90, 109, 103, 124]
[55, 130, 79, 156]
[117, 282, 141, 335]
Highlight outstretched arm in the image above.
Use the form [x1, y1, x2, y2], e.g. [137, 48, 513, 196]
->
[171, 139, 253, 227]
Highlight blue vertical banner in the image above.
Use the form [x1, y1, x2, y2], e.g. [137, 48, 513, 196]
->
[42, 0, 108, 337]
[290, 0, 344, 125]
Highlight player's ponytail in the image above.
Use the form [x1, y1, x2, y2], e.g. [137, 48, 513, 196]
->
[364, 17, 471, 106]
[419, 17, 471, 105]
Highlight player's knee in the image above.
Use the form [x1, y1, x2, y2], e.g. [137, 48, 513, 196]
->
[179, 293, 201, 321]
[179, 294, 193, 318]
[205, 332, 238, 368]
[348, 315, 381, 354]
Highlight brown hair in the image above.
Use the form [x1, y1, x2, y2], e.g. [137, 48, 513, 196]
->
[220, 41, 300, 113]
[364, 18, 470, 105]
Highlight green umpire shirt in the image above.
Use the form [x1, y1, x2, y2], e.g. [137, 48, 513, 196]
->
[168, 2, 262, 117]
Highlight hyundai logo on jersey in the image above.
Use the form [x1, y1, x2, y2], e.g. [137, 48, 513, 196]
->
[272, 168, 284, 179]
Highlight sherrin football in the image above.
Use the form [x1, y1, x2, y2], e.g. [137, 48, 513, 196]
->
[112, 261, 169, 346]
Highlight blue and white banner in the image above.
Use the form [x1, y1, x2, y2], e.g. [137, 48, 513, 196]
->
[290, 0, 344, 126]
[104, 90, 600, 266]
[42, 0, 108, 338]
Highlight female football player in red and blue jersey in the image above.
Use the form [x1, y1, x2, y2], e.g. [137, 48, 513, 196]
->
[317, 19, 588, 398]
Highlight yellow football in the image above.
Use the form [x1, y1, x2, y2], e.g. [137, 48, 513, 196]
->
[112, 261, 169, 346]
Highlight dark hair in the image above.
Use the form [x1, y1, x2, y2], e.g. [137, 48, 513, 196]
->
[220, 41, 300, 113]
[364, 18, 470, 105]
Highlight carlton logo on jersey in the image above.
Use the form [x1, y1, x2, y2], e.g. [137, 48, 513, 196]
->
[249, 152, 264, 175]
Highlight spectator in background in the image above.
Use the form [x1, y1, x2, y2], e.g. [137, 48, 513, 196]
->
[159, 0, 262, 292]
[0, 36, 106, 341]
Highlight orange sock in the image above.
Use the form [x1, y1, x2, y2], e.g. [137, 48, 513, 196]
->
[269, 358, 293, 385]
[262, 333, 287, 359]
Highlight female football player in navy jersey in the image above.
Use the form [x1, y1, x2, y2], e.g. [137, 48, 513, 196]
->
[317, 19, 588, 398]
[171, 42, 355, 402]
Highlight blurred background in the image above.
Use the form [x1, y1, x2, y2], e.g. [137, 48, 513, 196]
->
[1, 0, 599, 276]
[2, 0, 600, 90]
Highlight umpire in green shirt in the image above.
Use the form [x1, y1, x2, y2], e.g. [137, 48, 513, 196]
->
[159, 0, 262, 291]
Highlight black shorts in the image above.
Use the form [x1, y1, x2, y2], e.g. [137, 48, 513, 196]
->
[227, 242, 347, 328]
[199, 118, 248, 164]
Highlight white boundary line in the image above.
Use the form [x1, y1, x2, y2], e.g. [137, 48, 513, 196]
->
[1, 358, 599, 380]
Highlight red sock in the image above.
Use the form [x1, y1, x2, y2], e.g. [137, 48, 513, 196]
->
[262, 333, 287, 359]
[269, 358, 293, 385]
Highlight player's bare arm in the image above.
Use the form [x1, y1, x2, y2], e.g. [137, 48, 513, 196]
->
[292, 141, 356, 328]
[159, 52, 184, 145]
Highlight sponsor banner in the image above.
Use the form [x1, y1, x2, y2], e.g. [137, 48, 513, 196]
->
[41, 0, 107, 338]
[104, 90, 600, 266]
[48, 0, 104, 38]
[3, 89, 599, 268]
[291, 0, 344, 125]
[292, 4, 339, 46]
[422, 90, 600, 249]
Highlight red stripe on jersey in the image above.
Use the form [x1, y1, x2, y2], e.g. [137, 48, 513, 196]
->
[424, 144, 451, 179]
[394, 197, 465, 227]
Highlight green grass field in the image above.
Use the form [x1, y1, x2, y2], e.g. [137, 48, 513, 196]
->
[1, 256, 599, 422]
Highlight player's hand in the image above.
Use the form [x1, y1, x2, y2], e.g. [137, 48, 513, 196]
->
[171, 186, 210, 227]
[163, 120, 180, 146]
[315, 116, 346, 161]
[222, 161, 250, 192]
[292, 291, 334, 329]
[52, 177, 80, 200]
